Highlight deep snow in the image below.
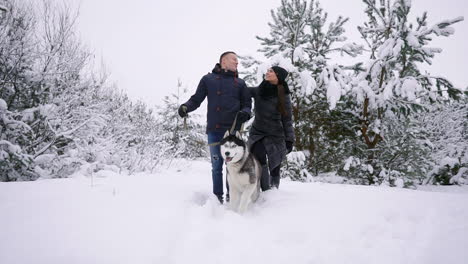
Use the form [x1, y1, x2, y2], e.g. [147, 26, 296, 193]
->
[1, 159, 467, 264]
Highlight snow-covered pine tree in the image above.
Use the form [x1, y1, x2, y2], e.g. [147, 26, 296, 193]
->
[339, 0, 464, 185]
[243, 0, 362, 179]
[298, 2, 363, 175]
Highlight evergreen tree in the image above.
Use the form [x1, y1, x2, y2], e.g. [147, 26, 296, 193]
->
[339, 0, 463, 185]
[243, 0, 362, 179]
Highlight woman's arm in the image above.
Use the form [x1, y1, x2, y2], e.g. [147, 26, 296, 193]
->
[247, 86, 257, 98]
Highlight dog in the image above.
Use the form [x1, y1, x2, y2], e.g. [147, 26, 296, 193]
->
[220, 130, 261, 213]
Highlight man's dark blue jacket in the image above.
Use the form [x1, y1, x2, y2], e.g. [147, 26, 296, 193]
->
[183, 64, 252, 133]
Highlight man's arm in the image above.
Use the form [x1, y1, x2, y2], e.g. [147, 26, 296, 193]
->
[183, 77, 207, 112]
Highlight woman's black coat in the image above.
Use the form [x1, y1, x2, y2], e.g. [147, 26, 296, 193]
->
[247, 80, 295, 170]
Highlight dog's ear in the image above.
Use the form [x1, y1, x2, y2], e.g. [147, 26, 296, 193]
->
[223, 130, 230, 139]
[235, 131, 242, 139]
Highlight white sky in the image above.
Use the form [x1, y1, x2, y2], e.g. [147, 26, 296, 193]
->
[72, 0, 468, 108]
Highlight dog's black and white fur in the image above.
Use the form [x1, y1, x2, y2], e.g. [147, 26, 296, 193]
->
[220, 131, 261, 213]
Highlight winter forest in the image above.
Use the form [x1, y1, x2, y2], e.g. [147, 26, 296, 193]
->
[1, 0, 466, 186]
[1, 0, 468, 263]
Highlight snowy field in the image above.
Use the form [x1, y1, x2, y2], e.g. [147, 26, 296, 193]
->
[1, 159, 468, 264]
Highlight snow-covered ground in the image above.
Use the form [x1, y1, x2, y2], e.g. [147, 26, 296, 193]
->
[1, 159, 468, 264]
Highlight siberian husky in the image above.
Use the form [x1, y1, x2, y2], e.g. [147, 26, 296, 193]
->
[220, 130, 261, 213]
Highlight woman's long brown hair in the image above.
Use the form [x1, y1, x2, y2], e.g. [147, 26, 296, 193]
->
[277, 84, 287, 117]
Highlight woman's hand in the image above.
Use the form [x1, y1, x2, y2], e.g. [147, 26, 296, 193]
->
[286, 141, 293, 153]
[237, 111, 251, 124]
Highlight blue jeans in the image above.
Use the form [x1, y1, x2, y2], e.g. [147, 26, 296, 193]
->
[207, 132, 227, 197]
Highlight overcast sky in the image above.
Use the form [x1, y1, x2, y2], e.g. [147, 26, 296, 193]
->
[72, 0, 467, 108]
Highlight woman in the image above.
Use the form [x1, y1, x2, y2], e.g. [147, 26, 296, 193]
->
[248, 66, 295, 190]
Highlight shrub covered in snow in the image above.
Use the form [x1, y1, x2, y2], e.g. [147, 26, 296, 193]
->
[420, 99, 468, 185]
[282, 151, 313, 182]
[156, 81, 207, 160]
[0, 0, 170, 181]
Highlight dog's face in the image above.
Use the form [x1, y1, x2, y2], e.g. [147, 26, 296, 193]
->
[220, 131, 246, 164]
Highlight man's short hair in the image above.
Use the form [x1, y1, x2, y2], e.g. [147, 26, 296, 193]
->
[219, 51, 236, 63]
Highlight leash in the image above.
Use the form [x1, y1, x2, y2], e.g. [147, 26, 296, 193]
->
[207, 112, 244, 147]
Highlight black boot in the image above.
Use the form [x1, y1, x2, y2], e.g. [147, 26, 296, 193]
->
[271, 176, 280, 189]
[260, 164, 271, 191]
[270, 166, 281, 189]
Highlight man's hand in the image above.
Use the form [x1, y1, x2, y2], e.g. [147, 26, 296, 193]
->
[286, 141, 293, 154]
[233, 111, 251, 131]
[178, 105, 188, 118]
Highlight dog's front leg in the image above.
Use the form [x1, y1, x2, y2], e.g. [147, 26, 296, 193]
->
[237, 184, 257, 214]
[229, 188, 241, 211]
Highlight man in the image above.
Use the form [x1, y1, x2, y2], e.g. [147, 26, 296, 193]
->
[178, 51, 251, 204]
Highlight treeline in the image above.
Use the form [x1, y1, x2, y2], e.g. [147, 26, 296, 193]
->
[241, 0, 467, 186]
[0, 0, 205, 181]
[1, 0, 466, 186]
